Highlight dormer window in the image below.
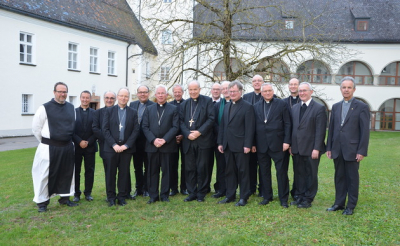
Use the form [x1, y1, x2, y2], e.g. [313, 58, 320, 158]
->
[356, 20, 369, 31]
[285, 20, 294, 29]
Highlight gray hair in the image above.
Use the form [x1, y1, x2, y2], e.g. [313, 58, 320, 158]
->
[137, 85, 149, 92]
[103, 90, 116, 98]
[118, 87, 130, 95]
[172, 84, 183, 92]
[155, 84, 168, 93]
[221, 81, 230, 87]
[299, 82, 313, 91]
[340, 76, 356, 88]
[188, 80, 200, 88]
[229, 80, 244, 91]
[261, 83, 273, 90]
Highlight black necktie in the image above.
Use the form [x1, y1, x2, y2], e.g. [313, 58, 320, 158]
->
[300, 103, 307, 121]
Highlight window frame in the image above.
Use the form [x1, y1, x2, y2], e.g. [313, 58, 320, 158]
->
[21, 94, 33, 114]
[161, 30, 173, 45]
[285, 20, 294, 29]
[107, 51, 116, 76]
[19, 32, 34, 64]
[160, 66, 171, 81]
[68, 42, 79, 70]
[90, 47, 99, 73]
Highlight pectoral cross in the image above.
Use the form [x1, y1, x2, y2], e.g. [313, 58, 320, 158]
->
[189, 119, 194, 127]
[119, 123, 123, 131]
[264, 119, 267, 123]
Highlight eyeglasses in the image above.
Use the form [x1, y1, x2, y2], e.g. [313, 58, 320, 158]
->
[55, 91, 68, 94]
[298, 90, 310, 93]
[229, 90, 240, 94]
[105, 97, 115, 100]
[137, 91, 149, 94]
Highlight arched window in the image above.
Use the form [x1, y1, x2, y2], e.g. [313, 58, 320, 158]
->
[296, 60, 331, 84]
[379, 61, 400, 85]
[376, 98, 400, 130]
[254, 59, 290, 83]
[213, 58, 242, 81]
[336, 61, 373, 85]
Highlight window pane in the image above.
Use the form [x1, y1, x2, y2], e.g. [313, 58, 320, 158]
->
[20, 44, 24, 53]
[20, 33, 25, 41]
[27, 54, 32, 63]
[20, 53, 24, 62]
[27, 46, 32, 54]
[27, 35, 32, 43]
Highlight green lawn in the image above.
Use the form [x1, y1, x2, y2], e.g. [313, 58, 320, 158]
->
[0, 131, 399, 245]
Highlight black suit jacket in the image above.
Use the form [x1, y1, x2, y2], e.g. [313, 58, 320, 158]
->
[254, 98, 291, 153]
[169, 99, 185, 135]
[218, 98, 255, 152]
[73, 107, 97, 153]
[129, 100, 155, 142]
[142, 103, 179, 153]
[92, 107, 108, 157]
[102, 105, 140, 153]
[327, 99, 370, 161]
[180, 95, 215, 153]
[291, 99, 327, 156]
[243, 91, 263, 105]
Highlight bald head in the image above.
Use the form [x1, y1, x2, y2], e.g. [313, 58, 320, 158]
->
[288, 78, 300, 96]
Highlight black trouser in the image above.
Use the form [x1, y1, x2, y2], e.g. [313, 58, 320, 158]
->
[293, 154, 320, 203]
[185, 142, 211, 199]
[283, 150, 297, 199]
[206, 147, 216, 192]
[147, 152, 170, 200]
[214, 146, 226, 194]
[104, 151, 132, 201]
[258, 149, 289, 203]
[169, 143, 186, 191]
[224, 147, 250, 200]
[248, 152, 261, 194]
[132, 137, 149, 193]
[74, 151, 96, 197]
[333, 150, 360, 209]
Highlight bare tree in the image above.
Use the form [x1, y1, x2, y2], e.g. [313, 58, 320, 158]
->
[134, 0, 356, 97]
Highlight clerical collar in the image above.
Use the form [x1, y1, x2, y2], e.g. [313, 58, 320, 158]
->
[158, 103, 166, 107]
[225, 98, 230, 102]
[81, 107, 88, 111]
[343, 97, 354, 104]
[302, 98, 312, 106]
[264, 98, 274, 104]
[140, 102, 145, 105]
[291, 95, 298, 99]
[119, 105, 126, 110]
[232, 98, 241, 104]
[254, 92, 261, 96]
[192, 98, 198, 102]
[176, 100, 181, 104]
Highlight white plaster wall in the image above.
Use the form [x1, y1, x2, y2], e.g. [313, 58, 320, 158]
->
[0, 10, 138, 137]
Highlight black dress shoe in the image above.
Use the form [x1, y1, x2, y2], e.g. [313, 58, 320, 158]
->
[118, 198, 127, 206]
[326, 204, 345, 212]
[212, 192, 225, 198]
[73, 196, 80, 202]
[259, 199, 270, 205]
[218, 198, 235, 204]
[143, 191, 150, 197]
[183, 195, 196, 202]
[38, 206, 47, 212]
[342, 207, 354, 215]
[290, 199, 302, 206]
[133, 190, 143, 198]
[161, 197, 170, 202]
[197, 198, 205, 202]
[108, 200, 116, 207]
[60, 200, 79, 207]
[147, 198, 159, 204]
[169, 190, 179, 196]
[297, 201, 312, 208]
[85, 195, 93, 201]
[181, 189, 189, 195]
[235, 199, 247, 206]
[281, 202, 289, 208]
[128, 194, 136, 200]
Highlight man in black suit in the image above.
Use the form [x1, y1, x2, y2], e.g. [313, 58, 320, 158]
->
[142, 85, 179, 204]
[169, 84, 188, 196]
[326, 77, 370, 215]
[103, 88, 140, 207]
[218, 81, 255, 206]
[282, 78, 301, 200]
[129, 85, 155, 198]
[180, 80, 215, 202]
[92, 90, 116, 199]
[212, 81, 230, 198]
[290, 82, 327, 208]
[254, 83, 291, 208]
[73, 91, 97, 202]
[243, 74, 264, 196]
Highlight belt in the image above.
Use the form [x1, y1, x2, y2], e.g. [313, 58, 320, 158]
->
[41, 137, 71, 147]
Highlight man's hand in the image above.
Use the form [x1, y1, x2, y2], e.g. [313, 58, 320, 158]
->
[326, 151, 332, 159]
[283, 143, 289, 152]
[113, 145, 122, 153]
[176, 135, 183, 144]
[218, 145, 224, 154]
[251, 146, 257, 153]
[244, 147, 250, 154]
[79, 140, 88, 149]
[153, 138, 165, 148]
[356, 154, 364, 162]
[311, 149, 320, 159]
[188, 130, 201, 140]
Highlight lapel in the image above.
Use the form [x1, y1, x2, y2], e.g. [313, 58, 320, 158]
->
[341, 99, 357, 127]
[191, 97, 202, 122]
[299, 99, 314, 126]
[229, 99, 243, 123]
[257, 102, 264, 122]
[265, 99, 276, 123]
[76, 108, 82, 129]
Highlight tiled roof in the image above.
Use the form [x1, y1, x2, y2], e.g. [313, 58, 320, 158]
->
[193, 0, 400, 43]
[0, 0, 157, 55]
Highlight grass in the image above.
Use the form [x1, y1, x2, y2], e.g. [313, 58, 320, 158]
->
[0, 131, 399, 245]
